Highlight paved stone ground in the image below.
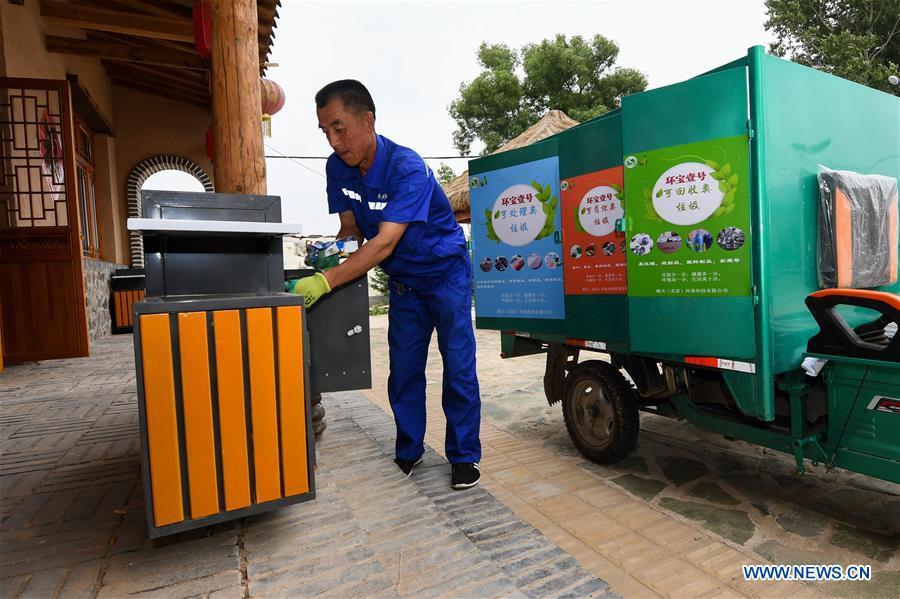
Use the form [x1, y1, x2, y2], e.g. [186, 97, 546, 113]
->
[364, 315, 900, 599]
[2, 315, 898, 598]
[0, 335, 615, 598]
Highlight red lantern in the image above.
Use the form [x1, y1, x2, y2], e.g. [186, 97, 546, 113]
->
[193, 0, 212, 60]
[260, 78, 286, 115]
[260, 78, 285, 137]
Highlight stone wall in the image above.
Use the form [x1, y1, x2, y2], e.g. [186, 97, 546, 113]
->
[83, 259, 125, 343]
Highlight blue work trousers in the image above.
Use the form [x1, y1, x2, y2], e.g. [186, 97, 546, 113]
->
[387, 258, 481, 464]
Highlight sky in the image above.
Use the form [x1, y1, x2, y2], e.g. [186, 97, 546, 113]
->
[150, 0, 775, 235]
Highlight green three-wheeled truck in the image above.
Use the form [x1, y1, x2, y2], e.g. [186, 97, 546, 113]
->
[469, 47, 900, 485]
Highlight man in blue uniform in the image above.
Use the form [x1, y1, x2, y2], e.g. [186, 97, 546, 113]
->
[290, 79, 481, 489]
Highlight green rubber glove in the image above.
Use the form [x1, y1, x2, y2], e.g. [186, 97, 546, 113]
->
[285, 272, 331, 308]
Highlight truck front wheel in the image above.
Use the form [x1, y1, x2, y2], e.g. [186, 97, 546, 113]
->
[562, 360, 639, 464]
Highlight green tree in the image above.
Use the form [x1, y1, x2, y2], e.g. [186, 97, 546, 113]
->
[449, 35, 647, 155]
[765, 0, 900, 95]
[371, 266, 389, 296]
[436, 162, 456, 185]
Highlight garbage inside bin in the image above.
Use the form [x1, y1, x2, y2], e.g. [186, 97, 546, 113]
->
[304, 237, 359, 270]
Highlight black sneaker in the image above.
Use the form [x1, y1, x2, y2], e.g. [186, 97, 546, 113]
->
[394, 456, 423, 477]
[451, 462, 480, 489]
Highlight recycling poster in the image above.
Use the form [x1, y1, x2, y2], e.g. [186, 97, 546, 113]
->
[470, 156, 565, 319]
[560, 166, 627, 295]
[623, 135, 752, 297]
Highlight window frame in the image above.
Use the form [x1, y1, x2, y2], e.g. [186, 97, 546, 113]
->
[74, 118, 101, 259]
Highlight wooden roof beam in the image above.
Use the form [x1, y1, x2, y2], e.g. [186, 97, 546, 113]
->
[86, 31, 196, 56]
[86, 30, 143, 46]
[97, 0, 189, 19]
[110, 77, 209, 107]
[106, 64, 208, 99]
[135, 37, 196, 55]
[157, 0, 195, 9]
[103, 61, 209, 95]
[47, 35, 206, 70]
[87, 28, 270, 71]
[71, 0, 185, 19]
[40, 0, 194, 43]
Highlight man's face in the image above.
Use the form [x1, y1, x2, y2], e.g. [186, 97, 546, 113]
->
[317, 98, 375, 168]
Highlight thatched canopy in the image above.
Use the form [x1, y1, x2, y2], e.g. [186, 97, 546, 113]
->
[444, 110, 580, 223]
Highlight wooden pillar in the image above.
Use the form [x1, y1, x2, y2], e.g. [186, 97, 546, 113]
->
[211, 0, 266, 194]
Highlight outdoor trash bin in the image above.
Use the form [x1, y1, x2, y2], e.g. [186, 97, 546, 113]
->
[128, 190, 315, 538]
[110, 268, 145, 334]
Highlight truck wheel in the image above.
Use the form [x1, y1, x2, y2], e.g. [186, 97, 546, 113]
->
[562, 360, 639, 464]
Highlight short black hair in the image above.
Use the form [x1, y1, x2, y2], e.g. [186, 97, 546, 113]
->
[315, 79, 376, 119]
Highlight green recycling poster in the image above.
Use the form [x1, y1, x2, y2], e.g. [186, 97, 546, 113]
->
[623, 134, 751, 297]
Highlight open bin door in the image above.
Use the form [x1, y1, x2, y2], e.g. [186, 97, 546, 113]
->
[621, 63, 756, 362]
[285, 270, 372, 395]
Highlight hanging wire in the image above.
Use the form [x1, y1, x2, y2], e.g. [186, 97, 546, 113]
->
[264, 145, 473, 179]
[264, 144, 326, 178]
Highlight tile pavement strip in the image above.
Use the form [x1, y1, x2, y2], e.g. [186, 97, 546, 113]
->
[323, 392, 617, 599]
[1, 336, 617, 598]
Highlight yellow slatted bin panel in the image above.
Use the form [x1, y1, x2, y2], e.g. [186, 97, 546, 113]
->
[127, 292, 136, 325]
[114, 292, 125, 328]
[213, 310, 252, 511]
[139, 314, 184, 527]
[276, 306, 309, 496]
[114, 290, 146, 330]
[177, 312, 220, 519]
[135, 299, 315, 538]
[246, 308, 283, 503]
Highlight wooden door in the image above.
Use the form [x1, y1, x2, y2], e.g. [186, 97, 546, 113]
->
[0, 78, 89, 363]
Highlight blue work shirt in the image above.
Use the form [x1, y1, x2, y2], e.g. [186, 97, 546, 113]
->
[326, 134, 468, 283]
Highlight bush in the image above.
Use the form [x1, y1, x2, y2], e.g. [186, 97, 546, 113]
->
[369, 302, 389, 316]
